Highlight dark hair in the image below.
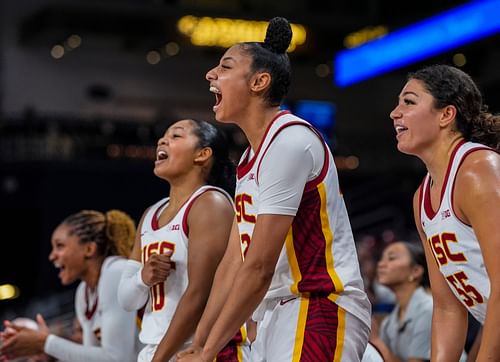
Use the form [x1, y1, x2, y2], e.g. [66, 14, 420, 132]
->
[401, 241, 429, 288]
[189, 119, 236, 196]
[409, 64, 500, 150]
[63, 210, 136, 257]
[239, 17, 292, 106]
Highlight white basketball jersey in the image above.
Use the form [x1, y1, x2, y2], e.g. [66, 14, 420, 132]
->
[236, 111, 371, 328]
[138, 185, 231, 344]
[76, 256, 124, 345]
[420, 141, 493, 324]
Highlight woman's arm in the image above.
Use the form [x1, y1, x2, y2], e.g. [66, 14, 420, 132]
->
[178, 126, 320, 362]
[1, 264, 138, 362]
[197, 213, 294, 361]
[413, 190, 468, 361]
[189, 217, 243, 348]
[117, 211, 150, 311]
[151, 191, 234, 362]
[455, 150, 500, 361]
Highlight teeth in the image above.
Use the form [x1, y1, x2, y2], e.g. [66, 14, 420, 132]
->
[395, 125, 407, 132]
[157, 150, 167, 159]
[209, 86, 221, 94]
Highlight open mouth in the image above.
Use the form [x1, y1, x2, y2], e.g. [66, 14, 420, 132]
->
[395, 125, 408, 136]
[54, 263, 65, 278]
[156, 150, 168, 162]
[210, 86, 222, 111]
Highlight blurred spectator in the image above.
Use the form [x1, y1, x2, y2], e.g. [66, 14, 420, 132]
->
[370, 241, 467, 362]
[0, 209, 140, 362]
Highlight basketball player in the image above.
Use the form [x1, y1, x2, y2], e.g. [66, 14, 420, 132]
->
[1, 209, 140, 362]
[177, 17, 371, 362]
[117, 119, 249, 362]
[390, 64, 500, 360]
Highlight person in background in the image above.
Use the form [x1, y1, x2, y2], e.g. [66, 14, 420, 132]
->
[117, 119, 248, 362]
[1, 209, 140, 362]
[390, 64, 500, 360]
[370, 241, 432, 362]
[177, 17, 370, 362]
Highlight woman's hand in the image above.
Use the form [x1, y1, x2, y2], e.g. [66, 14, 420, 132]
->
[0, 314, 49, 360]
[175, 344, 208, 362]
[141, 251, 173, 286]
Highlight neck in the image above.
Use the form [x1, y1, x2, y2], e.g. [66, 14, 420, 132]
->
[83, 256, 105, 289]
[392, 283, 418, 320]
[237, 105, 281, 151]
[168, 176, 206, 208]
[421, 134, 464, 184]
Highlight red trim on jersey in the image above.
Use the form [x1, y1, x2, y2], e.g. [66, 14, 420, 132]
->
[236, 110, 290, 179]
[182, 187, 233, 235]
[423, 140, 465, 220]
[304, 127, 329, 192]
[451, 146, 494, 227]
[151, 200, 169, 231]
[418, 176, 426, 227]
[84, 286, 98, 320]
[253, 120, 329, 191]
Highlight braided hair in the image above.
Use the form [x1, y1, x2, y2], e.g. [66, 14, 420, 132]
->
[239, 17, 292, 106]
[62, 209, 136, 258]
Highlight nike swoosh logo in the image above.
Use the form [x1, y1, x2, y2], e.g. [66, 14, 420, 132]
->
[279, 297, 298, 306]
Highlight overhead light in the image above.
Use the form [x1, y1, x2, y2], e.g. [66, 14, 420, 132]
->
[177, 16, 306, 52]
[335, 0, 500, 86]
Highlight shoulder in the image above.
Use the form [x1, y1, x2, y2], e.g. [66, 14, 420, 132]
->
[100, 257, 127, 283]
[272, 123, 322, 147]
[456, 148, 500, 184]
[189, 189, 233, 217]
[455, 149, 500, 201]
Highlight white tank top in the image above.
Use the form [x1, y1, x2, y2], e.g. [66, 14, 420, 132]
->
[420, 140, 493, 324]
[236, 111, 371, 328]
[138, 185, 231, 344]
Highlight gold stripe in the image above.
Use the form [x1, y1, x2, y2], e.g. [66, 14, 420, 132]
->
[237, 325, 247, 361]
[333, 306, 346, 362]
[292, 297, 309, 362]
[318, 183, 344, 295]
[285, 227, 302, 294]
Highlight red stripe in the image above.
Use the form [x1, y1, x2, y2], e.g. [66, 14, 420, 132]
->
[151, 200, 169, 230]
[418, 176, 426, 227]
[423, 139, 465, 220]
[299, 297, 340, 361]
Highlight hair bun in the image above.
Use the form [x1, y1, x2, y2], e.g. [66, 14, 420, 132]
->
[263, 17, 292, 54]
